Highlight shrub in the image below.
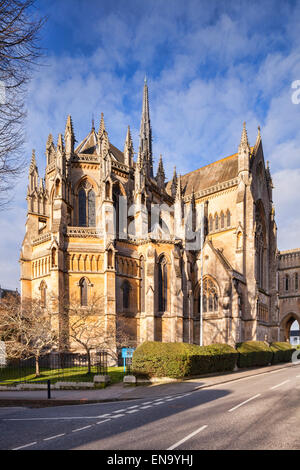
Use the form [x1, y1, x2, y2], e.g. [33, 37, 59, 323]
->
[236, 341, 273, 368]
[270, 342, 295, 364]
[132, 341, 238, 379]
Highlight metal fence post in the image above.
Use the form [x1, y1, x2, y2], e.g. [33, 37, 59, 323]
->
[47, 379, 51, 399]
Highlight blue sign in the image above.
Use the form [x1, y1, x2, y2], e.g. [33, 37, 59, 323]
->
[122, 348, 135, 358]
[122, 348, 135, 372]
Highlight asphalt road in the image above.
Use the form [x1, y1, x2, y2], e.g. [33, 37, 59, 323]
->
[1, 365, 300, 450]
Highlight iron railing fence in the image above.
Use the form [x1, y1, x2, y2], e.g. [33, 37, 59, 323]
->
[0, 351, 108, 386]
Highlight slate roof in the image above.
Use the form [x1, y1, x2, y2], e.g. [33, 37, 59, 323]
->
[75, 129, 125, 163]
[166, 153, 239, 197]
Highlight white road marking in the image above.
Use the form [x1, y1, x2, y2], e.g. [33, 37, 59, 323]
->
[153, 401, 164, 405]
[96, 419, 111, 425]
[5, 416, 100, 421]
[97, 413, 111, 418]
[112, 409, 125, 413]
[142, 401, 153, 405]
[12, 441, 37, 450]
[270, 380, 290, 390]
[43, 433, 65, 441]
[110, 414, 125, 418]
[228, 394, 261, 412]
[128, 405, 139, 409]
[72, 425, 92, 433]
[167, 425, 208, 450]
[126, 409, 139, 414]
[140, 405, 152, 409]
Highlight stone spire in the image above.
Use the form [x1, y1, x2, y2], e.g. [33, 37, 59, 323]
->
[29, 149, 38, 192]
[175, 173, 182, 201]
[98, 112, 109, 157]
[64, 115, 75, 156]
[171, 166, 177, 198]
[239, 121, 250, 151]
[46, 134, 55, 166]
[124, 125, 134, 167]
[238, 122, 250, 176]
[57, 133, 64, 154]
[156, 154, 165, 189]
[139, 78, 153, 178]
[253, 125, 262, 154]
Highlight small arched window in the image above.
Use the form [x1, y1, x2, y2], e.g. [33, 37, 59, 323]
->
[51, 247, 57, 268]
[105, 181, 111, 199]
[285, 274, 289, 292]
[40, 281, 47, 308]
[295, 273, 299, 291]
[220, 212, 225, 229]
[215, 214, 219, 230]
[209, 215, 213, 232]
[227, 210, 231, 227]
[79, 278, 88, 307]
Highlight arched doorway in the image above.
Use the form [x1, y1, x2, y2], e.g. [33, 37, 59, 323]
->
[280, 313, 300, 343]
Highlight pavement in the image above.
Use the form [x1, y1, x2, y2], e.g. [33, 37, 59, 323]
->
[0, 360, 298, 407]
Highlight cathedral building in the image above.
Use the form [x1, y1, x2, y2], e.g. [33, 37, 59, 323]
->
[20, 80, 283, 353]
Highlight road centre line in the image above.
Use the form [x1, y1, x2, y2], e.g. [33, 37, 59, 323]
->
[167, 425, 208, 450]
[43, 433, 66, 441]
[270, 380, 290, 390]
[72, 425, 92, 433]
[126, 409, 139, 413]
[112, 409, 125, 413]
[96, 419, 111, 425]
[228, 394, 261, 412]
[110, 414, 125, 419]
[12, 441, 37, 450]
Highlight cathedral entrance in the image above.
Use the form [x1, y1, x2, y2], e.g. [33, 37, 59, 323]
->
[280, 313, 300, 343]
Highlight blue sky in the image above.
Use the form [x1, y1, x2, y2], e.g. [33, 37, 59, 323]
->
[1, 0, 300, 289]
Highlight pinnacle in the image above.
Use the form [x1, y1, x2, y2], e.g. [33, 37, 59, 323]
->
[240, 121, 250, 149]
[65, 114, 74, 133]
[98, 112, 106, 136]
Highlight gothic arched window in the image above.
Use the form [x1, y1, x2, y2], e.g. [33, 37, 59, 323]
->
[158, 256, 168, 312]
[140, 256, 145, 312]
[79, 278, 88, 307]
[122, 281, 131, 310]
[40, 281, 47, 308]
[198, 277, 219, 314]
[209, 215, 213, 232]
[78, 181, 96, 227]
[88, 190, 96, 226]
[78, 188, 87, 226]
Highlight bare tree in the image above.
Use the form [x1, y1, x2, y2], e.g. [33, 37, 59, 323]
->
[67, 294, 132, 372]
[0, 0, 45, 207]
[0, 295, 57, 376]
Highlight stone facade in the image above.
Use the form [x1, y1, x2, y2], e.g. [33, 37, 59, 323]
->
[20, 80, 282, 353]
[278, 249, 300, 341]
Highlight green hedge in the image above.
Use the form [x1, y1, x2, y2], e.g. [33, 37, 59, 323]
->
[236, 341, 273, 368]
[132, 341, 238, 379]
[270, 342, 295, 364]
